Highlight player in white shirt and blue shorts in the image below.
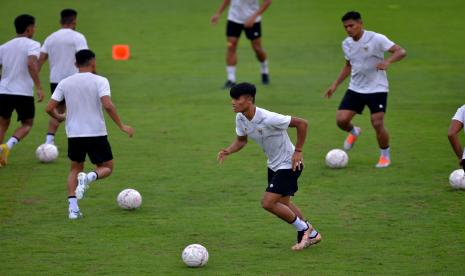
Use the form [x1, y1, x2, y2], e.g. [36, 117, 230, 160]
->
[0, 14, 44, 167]
[218, 82, 321, 251]
[211, 0, 272, 89]
[324, 11, 406, 168]
[448, 105, 465, 170]
[39, 9, 88, 146]
[45, 49, 133, 220]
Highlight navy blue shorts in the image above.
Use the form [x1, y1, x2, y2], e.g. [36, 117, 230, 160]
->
[339, 89, 388, 114]
[0, 94, 35, 121]
[226, 20, 262, 40]
[267, 166, 303, 196]
[68, 136, 113, 164]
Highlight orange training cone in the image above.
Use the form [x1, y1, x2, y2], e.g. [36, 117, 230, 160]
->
[112, 44, 130, 60]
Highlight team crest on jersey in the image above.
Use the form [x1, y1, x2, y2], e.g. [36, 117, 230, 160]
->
[258, 129, 263, 135]
[363, 46, 369, 51]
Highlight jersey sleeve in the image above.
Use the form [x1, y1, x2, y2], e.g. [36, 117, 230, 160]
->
[98, 77, 111, 98]
[342, 40, 350, 60]
[75, 34, 88, 51]
[266, 112, 291, 130]
[51, 82, 65, 102]
[0, 45, 3, 65]
[235, 114, 246, 137]
[28, 41, 41, 57]
[452, 105, 465, 123]
[376, 34, 395, 52]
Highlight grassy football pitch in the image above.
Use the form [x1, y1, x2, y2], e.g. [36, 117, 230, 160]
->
[1, 0, 465, 274]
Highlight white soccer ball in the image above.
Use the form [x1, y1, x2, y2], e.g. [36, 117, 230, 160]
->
[325, 149, 349, 168]
[182, 244, 209, 268]
[117, 189, 142, 209]
[449, 169, 465, 189]
[35, 144, 59, 163]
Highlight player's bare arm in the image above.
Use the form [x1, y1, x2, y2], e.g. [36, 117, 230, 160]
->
[448, 120, 464, 164]
[27, 55, 44, 102]
[37, 52, 48, 72]
[211, 0, 231, 25]
[45, 99, 66, 122]
[289, 117, 307, 171]
[101, 95, 134, 137]
[324, 60, 351, 98]
[217, 135, 248, 164]
[244, 0, 272, 28]
[376, 44, 407, 70]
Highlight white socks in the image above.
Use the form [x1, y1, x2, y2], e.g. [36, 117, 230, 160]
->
[45, 133, 55, 144]
[291, 216, 308, 231]
[381, 147, 390, 159]
[6, 137, 19, 150]
[86, 171, 98, 183]
[260, 60, 269, 74]
[226, 66, 236, 82]
[350, 126, 361, 136]
[68, 197, 79, 212]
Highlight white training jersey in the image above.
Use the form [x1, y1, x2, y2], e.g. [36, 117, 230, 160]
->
[228, 0, 261, 24]
[0, 37, 40, 97]
[342, 30, 395, 94]
[41, 28, 88, 83]
[52, 72, 110, 138]
[235, 107, 294, 171]
[452, 105, 465, 159]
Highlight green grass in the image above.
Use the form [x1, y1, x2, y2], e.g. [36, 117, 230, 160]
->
[1, 0, 465, 274]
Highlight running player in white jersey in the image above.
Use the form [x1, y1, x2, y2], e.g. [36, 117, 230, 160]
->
[217, 82, 321, 251]
[0, 14, 44, 167]
[45, 49, 133, 220]
[448, 105, 465, 170]
[211, 0, 271, 89]
[324, 11, 406, 168]
[39, 9, 88, 146]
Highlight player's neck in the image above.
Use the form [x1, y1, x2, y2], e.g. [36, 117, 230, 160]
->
[78, 67, 94, 73]
[243, 106, 256, 121]
[352, 30, 364, 41]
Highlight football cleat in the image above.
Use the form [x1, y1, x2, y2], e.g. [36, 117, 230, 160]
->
[75, 172, 89, 199]
[343, 127, 361, 151]
[376, 156, 391, 168]
[0, 144, 10, 167]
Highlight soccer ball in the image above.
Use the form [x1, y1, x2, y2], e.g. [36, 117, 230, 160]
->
[182, 244, 209, 268]
[449, 169, 465, 189]
[35, 144, 59, 163]
[325, 149, 348, 168]
[117, 189, 142, 209]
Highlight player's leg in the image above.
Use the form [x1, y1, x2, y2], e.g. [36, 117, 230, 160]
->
[246, 22, 269, 85]
[367, 92, 390, 168]
[371, 112, 390, 167]
[45, 83, 64, 144]
[337, 90, 363, 150]
[224, 21, 242, 89]
[76, 136, 114, 199]
[67, 161, 84, 219]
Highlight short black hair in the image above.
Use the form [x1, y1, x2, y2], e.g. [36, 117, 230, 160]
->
[75, 49, 95, 66]
[14, 14, 35, 34]
[61, 9, 77, 25]
[341, 11, 362, 22]
[230, 82, 256, 103]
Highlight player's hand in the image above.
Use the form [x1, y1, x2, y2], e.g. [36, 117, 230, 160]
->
[244, 17, 255, 28]
[324, 84, 337, 99]
[121, 124, 134, 138]
[37, 88, 44, 102]
[217, 148, 230, 164]
[292, 151, 304, 171]
[211, 14, 220, 25]
[376, 60, 390, 70]
[56, 113, 66, 122]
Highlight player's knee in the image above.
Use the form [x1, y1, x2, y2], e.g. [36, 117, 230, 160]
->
[336, 118, 350, 129]
[261, 198, 274, 211]
[371, 118, 384, 131]
[227, 41, 237, 52]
